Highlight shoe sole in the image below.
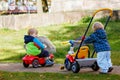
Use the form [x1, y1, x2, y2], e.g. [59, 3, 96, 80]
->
[108, 68, 113, 72]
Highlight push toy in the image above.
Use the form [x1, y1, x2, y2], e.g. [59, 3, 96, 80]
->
[61, 8, 113, 73]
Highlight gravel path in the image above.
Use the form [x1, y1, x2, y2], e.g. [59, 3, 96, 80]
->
[0, 63, 120, 75]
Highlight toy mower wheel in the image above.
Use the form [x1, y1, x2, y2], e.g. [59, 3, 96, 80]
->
[71, 61, 80, 73]
[23, 62, 29, 68]
[64, 58, 72, 71]
[32, 59, 39, 68]
[91, 61, 99, 71]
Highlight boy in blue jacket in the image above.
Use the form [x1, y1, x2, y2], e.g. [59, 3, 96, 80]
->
[84, 22, 113, 74]
[24, 28, 54, 66]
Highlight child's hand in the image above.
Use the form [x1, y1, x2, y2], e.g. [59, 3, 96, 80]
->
[81, 36, 86, 41]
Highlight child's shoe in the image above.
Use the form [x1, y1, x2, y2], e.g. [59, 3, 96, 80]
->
[108, 67, 113, 72]
[45, 59, 54, 66]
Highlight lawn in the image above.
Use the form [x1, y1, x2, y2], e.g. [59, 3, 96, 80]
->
[0, 20, 120, 65]
[0, 71, 120, 80]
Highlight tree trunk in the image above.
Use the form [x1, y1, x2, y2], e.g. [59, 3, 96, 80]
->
[37, 0, 43, 13]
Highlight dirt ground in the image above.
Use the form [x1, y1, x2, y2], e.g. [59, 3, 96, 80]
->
[0, 63, 120, 75]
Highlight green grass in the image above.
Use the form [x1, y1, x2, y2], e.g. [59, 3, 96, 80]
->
[0, 20, 120, 65]
[0, 71, 120, 80]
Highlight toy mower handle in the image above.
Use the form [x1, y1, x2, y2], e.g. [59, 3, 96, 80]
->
[62, 40, 81, 44]
[93, 8, 113, 17]
[61, 41, 69, 45]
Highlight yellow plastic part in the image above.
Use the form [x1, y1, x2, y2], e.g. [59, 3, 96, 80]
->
[61, 41, 69, 45]
[93, 8, 113, 17]
[77, 46, 89, 59]
[70, 53, 76, 57]
[70, 46, 89, 59]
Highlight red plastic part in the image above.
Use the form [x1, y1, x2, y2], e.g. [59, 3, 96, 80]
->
[49, 53, 54, 59]
[82, 36, 85, 41]
[22, 55, 45, 65]
[22, 53, 54, 65]
[66, 54, 75, 63]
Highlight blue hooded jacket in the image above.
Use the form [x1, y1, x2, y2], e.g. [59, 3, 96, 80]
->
[84, 29, 110, 53]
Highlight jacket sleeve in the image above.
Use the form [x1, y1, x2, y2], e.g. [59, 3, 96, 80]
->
[33, 38, 45, 49]
[84, 33, 96, 44]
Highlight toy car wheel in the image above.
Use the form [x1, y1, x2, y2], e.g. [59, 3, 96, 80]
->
[32, 59, 39, 68]
[23, 62, 29, 68]
[91, 61, 99, 71]
[64, 58, 72, 71]
[71, 61, 80, 73]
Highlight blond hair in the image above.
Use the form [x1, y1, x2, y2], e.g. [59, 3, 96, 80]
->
[27, 28, 38, 35]
[92, 22, 104, 31]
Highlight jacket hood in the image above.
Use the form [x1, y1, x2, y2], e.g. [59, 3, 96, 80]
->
[95, 29, 106, 39]
[24, 35, 34, 44]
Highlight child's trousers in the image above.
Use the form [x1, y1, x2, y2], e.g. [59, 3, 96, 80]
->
[97, 51, 112, 73]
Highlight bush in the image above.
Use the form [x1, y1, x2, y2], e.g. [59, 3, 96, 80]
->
[79, 16, 91, 23]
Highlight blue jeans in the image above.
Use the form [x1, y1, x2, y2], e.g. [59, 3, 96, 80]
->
[37, 50, 49, 58]
[97, 51, 112, 73]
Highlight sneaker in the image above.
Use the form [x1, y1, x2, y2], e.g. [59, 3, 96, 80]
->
[45, 60, 54, 66]
[108, 67, 113, 72]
